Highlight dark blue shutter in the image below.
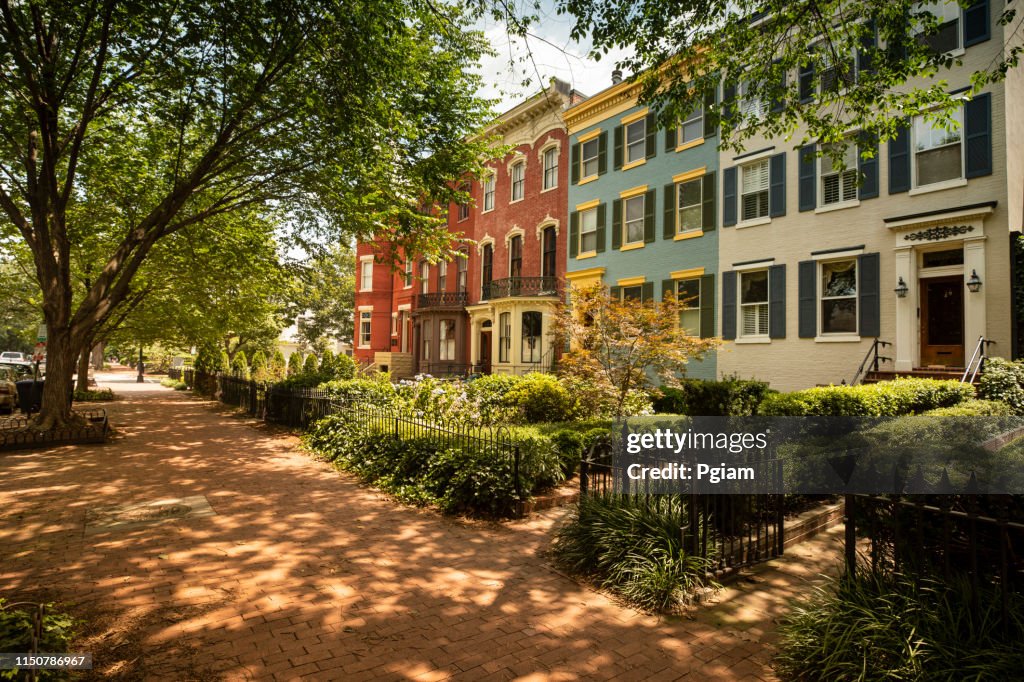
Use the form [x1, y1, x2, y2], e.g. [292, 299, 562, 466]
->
[965, 92, 992, 178]
[798, 260, 817, 338]
[888, 121, 911, 194]
[645, 112, 657, 159]
[596, 202, 606, 252]
[963, 0, 990, 47]
[699, 274, 715, 339]
[611, 199, 622, 250]
[569, 211, 579, 258]
[644, 189, 656, 243]
[769, 153, 786, 218]
[798, 144, 817, 212]
[571, 143, 580, 184]
[598, 131, 608, 175]
[613, 125, 624, 170]
[722, 271, 737, 340]
[723, 166, 737, 226]
[702, 171, 716, 231]
[858, 134, 879, 200]
[858, 253, 880, 337]
[799, 60, 815, 103]
[769, 264, 786, 339]
[663, 183, 676, 239]
[665, 123, 676, 152]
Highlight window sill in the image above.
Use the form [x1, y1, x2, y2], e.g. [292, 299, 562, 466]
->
[736, 216, 771, 229]
[578, 175, 599, 186]
[357, 345, 371, 350]
[908, 177, 967, 196]
[620, 242, 645, 251]
[576, 251, 598, 260]
[622, 158, 646, 171]
[674, 230, 704, 241]
[481, 208, 494, 214]
[815, 199, 860, 214]
[734, 337, 771, 344]
[675, 138, 704, 153]
[509, 197, 525, 205]
[540, 185, 558, 194]
[814, 335, 861, 343]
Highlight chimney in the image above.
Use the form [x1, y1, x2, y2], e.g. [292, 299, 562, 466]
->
[611, 69, 622, 85]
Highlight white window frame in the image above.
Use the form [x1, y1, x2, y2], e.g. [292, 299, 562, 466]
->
[914, 1, 963, 56]
[581, 137, 600, 180]
[498, 311, 511, 363]
[818, 258, 859, 336]
[622, 195, 645, 246]
[359, 258, 373, 291]
[739, 270, 770, 339]
[404, 258, 412, 288]
[676, 278, 702, 336]
[483, 174, 495, 212]
[819, 144, 859, 207]
[521, 311, 542, 363]
[912, 106, 965, 189]
[579, 207, 598, 254]
[391, 312, 398, 336]
[678, 105, 703, 146]
[420, 261, 429, 294]
[542, 147, 558, 190]
[358, 311, 372, 348]
[738, 80, 767, 122]
[625, 118, 646, 164]
[439, 319, 456, 361]
[438, 260, 447, 291]
[456, 253, 468, 293]
[510, 161, 525, 202]
[676, 176, 704, 235]
[740, 159, 770, 222]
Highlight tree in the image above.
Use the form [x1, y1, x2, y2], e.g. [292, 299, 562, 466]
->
[551, 283, 719, 417]
[230, 350, 249, 378]
[0, 250, 41, 354]
[489, 0, 1021, 160]
[302, 353, 319, 375]
[319, 348, 338, 380]
[269, 349, 287, 381]
[287, 352, 303, 377]
[0, 0, 495, 428]
[293, 244, 356, 350]
[250, 350, 269, 382]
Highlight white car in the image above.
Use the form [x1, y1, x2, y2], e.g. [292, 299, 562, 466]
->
[0, 351, 28, 364]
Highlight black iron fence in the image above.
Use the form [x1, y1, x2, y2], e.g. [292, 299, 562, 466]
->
[579, 437, 785, 576]
[482, 276, 561, 300]
[417, 291, 468, 309]
[0, 408, 108, 452]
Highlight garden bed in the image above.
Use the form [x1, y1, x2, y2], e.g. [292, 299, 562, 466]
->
[0, 410, 109, 452]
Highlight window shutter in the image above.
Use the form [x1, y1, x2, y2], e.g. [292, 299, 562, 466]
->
[642, 282, 654, 302]
[609, 286, 621, 301]
[644, 189, 656, 243]
[769, 264, 786, 339]
[798, 144, 817, 212]
[645, 112, 657, 159]
[598, 131, 608, 175]
[703, 87, 718, 138]
[596, 202, 606, 252]
[858, 253, 880, 337]
[723, 167, 738, 227]
[963, 0, 990, 47]
[702, 171, 716, 231]
[965, 92, 992, 178]
[857, 21, 876, 75]
[699, 274, 715, 339]
[663, 183, 676, 239]
[613, 125, 624, 170]
[888, 120, 911, 194]
[571, 143, 580, 185]
[722, 83, 736, 125]
[798, 260, 817, 338]
[770, 60, 786, 113]
[611, 199, 622, 250]
[721, 271, 737, 340]
[569, 211, 579, 258]
[769, 152, 786, 218]
[799, 60, 815, 103]
[662, 279, 675, 301]
[665, 123, 676, 152]
[858, 134, 879, 199]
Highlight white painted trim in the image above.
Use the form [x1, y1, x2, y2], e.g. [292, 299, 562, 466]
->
[908, 177, 968, 197]
[814, 335, 861, 343]
[733, 259, 775, 272]
[535, 217, 560, 239]
[736, 216, 771, 229]
[733, 337, 772, 344]
[504, 226, 525, 247]
[815, 199, 860, 215]
[812, 248, 864, 260]
[886, 204, 994, 229]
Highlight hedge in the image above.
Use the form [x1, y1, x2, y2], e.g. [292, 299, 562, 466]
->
[653, 377, 775, 416]
[978, 358, 1024, 414]
[757, 378, 975, 417]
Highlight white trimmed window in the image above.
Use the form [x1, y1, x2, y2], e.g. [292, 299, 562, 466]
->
[581, 137, 600, 179]
[623, 195, 645, 245]
[678, 105, 703, 145]
[457, 183, 471, 221]
[625, 118, 646, 163]
[543, 147, 558, 190]
[510, 161, 525, 201]
[457, 254, 467, 293]
[420, 261, 429, 294]
[483, 174, 495, 211]
[739, 80, 766, 121]
[740, 270, 769, 337]
[360, 259, 373, 291]
[821, 145, 858, 206]
[359, 311, 372, 347]
[498, 312, 511, 363]
[438, 260, 447, 291]
[914, 107, 963, 187]
[439, 319, 456, 360]
[820, 259, 858, 335]
[580, 207, 598, 253]
[740, 159, 770, 221]
[677, 176, 704, 234]
[391, 313, 398, 336]
[521, 311, 542, 363]
[915, 1, 961, 54]
[677, 279, 701, 336]
[819, 47, 855, 94]
[422, 321, 431, 362]
[404, 259, 412, 288]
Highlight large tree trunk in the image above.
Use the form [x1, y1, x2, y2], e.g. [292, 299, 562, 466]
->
[34, 325, 78, 430]
[75, 340, 93, 393]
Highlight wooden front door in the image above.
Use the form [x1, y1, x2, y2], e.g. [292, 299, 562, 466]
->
[919, 275, 964, 367]
[479, 331, 492, 373]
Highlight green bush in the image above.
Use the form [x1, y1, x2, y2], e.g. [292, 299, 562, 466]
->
[0, 599, 77, 680]
[978, 358, 1024, 414]
[551, 494, 715, 613]
[269, 349, 287, 380]
[319, 349, 338, 379]
[550, 429, 585, 476]
[758, 378, 974, 416]
[72, 388, 115, 401]
[465, 374, 523, 424]
[230, 350, 249, 378]
[654, 376, 775, 416]
[335, 353, 356, 380]
[250, 350, 269, 382]
[193, 344, 224, 374]
[319, 376, 401, 407]
[923, 398, 1014, 417]
[504, 373, 576, 423]
[286, 352, 302, 376]
[775, 570, 1024, 681]
[302, 353, 318, 375]
[159, 378, 186, 390]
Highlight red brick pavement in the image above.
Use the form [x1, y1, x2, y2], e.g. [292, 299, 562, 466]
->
[0, 371, 843, 680]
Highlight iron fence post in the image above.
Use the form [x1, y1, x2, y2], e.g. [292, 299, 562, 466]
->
[844, 494, 856, 575]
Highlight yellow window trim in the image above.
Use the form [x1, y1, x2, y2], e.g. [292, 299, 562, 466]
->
[578, 174, 599, 186]
[575, 199, 600, 212]
[672, 167, 706, 184]
[619, 184, 648, 199]
[566, 266, 606, 280]
[620, 108, 649, 126]
[675, 138, 705, 153]
[674, 230, 704, 241]
[670, 267, 705, 280]
[616, 275, 646, 287]
[576, 251, 598, 260]
[622, 157, 646, 171]
[576, 128, 601, 144]
[620, 241, 645, 251]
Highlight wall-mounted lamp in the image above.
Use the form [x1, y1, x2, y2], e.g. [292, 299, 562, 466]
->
[894, 277, 909, 298]
[966, 269, 983, 293]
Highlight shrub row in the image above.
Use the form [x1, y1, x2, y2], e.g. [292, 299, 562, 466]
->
[979, 357, 1024, 414]
[653, 376, 775, 416]
[758, 378, 975, 416]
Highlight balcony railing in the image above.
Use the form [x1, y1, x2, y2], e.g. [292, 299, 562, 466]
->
[417, 291, 468, 309]
[481, 276, 560, 301]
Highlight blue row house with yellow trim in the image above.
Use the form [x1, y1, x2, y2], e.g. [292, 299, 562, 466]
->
[563, 71, 721, 380]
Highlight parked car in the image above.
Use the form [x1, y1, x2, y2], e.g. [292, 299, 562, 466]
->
[0, 351, 29, 365]
[0, 367, 17, 414]
[0, 362, 33, 379]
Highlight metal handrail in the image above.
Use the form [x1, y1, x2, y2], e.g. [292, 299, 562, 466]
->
[482, 276, 561, 301]
[961, 336, 993, 383]
[850, 338, 891, 385]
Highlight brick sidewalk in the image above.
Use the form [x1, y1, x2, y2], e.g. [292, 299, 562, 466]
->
[0, 373, 842, 680]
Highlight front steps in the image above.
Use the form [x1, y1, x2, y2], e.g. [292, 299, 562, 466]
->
[863, 367, 969, 383]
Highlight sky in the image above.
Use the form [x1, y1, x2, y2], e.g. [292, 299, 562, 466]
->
[469, 2, 635, 111]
